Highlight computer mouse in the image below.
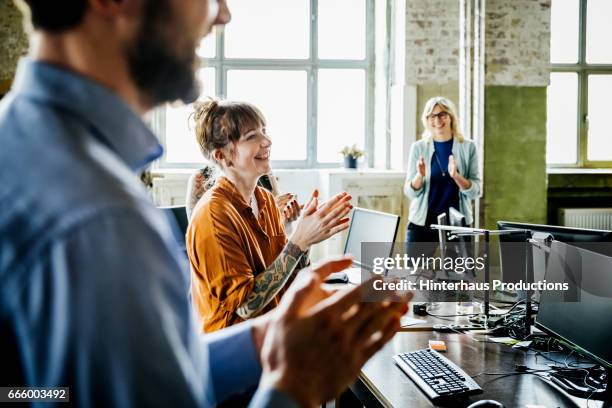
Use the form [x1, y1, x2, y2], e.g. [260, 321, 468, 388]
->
[323, 272, 348, 284]
[467, 400, 505, 408]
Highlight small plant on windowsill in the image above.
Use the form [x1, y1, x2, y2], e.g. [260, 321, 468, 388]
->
[339, 144, 364, 169]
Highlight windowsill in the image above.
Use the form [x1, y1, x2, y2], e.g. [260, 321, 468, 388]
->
[151, 168, 195, 175]
[547, 168, 612, 174]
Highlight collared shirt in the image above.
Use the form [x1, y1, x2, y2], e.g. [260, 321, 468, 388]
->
[187, 177, 287, 332]
[0, 59, 295, 407]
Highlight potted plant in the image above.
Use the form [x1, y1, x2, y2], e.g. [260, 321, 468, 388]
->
[339, 144, 364, 169]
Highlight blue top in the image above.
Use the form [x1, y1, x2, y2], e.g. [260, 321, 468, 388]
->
[0, 60, 296, 408]
[404, 137, 480, 226]
[427, 139, 460, 223]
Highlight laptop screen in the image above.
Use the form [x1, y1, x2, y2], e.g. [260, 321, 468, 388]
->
[344, 208, 399, 268]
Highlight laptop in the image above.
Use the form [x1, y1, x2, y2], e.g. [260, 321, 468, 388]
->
[326, 207, 400, 285]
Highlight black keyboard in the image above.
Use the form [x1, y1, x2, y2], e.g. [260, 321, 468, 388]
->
[393, 349, 483, 402]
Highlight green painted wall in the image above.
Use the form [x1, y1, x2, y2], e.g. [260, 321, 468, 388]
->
[482, 86, 547, 229]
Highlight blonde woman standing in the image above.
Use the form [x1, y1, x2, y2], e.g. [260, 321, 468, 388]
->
[404, 97, 480, 258]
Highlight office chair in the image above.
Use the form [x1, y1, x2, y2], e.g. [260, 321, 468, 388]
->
[159, 205, 190, 290]
[159, 205, 189, 261]
[159, 205, 188, 246]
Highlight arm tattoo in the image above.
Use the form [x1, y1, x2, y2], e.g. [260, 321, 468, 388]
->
[297, 248, 310, 269]
[283, 247, 310, 291]
[236, 241, 307, 319]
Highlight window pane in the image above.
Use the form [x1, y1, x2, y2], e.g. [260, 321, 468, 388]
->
[550, 0, 579, 63]
[318, 0, 366, 60]
[546, 73, 578, 165]
[586, 0, 612, 63]
[587, 75, 612, 161]
[226, 70, 307, 161]
[196, 27, 216, 58]
[224, 0, 309, 59]
[197, 67, 216, 99]
[317, 69, 365, 163]
[164, 68, 216, 164]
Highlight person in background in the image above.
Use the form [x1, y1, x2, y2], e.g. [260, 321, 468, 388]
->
[0, 0, 412, 406]
[403, 96, 481, 258]
[187, 99, 352, 332]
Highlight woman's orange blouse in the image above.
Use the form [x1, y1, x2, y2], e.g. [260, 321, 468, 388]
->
[186, 177, 287, 332]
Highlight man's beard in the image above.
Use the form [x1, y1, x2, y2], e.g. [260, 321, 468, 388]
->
[125, 0, 200, 107]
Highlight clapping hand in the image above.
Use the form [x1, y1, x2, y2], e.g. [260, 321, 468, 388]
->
[417, 155, 426, 177]
[257, 257, 412, 407]
[448, 155, 458, 179]
[276, 193, 301, 223]
[290, 190, 352, 251]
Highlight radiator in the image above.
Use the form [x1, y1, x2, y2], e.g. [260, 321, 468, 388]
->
[559, 208, 612, 230]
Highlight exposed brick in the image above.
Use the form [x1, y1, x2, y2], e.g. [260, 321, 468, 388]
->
[405, 0, 459, 85]
[485, 0, 550, 86]
[405, 0, 550, 87]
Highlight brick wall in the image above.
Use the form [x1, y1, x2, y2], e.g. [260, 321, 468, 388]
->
[405, 0, 460, 85]
[485, 0, 551, 86]
[404, 0, 550, 87]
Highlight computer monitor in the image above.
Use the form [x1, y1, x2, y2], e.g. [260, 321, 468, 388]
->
[435, 208, 473, 278]
[448, 207, 469, 259]
[497, 221, 612, 245]
[449, 207, 466, 228]
[497, 228, 533, 286]
[497, 221, 612, 285]
[535, 240, 612, 367]
[343, 207, 400, 270]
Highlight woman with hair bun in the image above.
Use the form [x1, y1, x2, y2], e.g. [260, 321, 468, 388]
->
[186, 99, 352, 332]
[403, 96, 481, 258]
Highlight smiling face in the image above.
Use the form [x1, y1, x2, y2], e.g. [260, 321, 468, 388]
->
[229, 121, 273, 181]
[193, 100, 271, 185]
[426, 104, 452, 140]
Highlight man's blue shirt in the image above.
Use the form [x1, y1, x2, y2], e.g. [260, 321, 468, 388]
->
[0, 60, 296, 408]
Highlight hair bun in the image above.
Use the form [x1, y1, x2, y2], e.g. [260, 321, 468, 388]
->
[193, 98, 220, 122]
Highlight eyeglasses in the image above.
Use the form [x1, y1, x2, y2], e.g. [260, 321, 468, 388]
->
[427, 112, 449, 121]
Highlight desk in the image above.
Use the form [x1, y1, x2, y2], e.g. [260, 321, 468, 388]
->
[347, 303, 603, 408]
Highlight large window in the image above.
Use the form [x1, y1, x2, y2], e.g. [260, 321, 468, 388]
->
[547, 0, 612, 167]
[154, 0, 374, 169]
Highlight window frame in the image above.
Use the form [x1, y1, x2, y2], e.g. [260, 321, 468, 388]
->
[153, 0, 376, 170]
[549, 0, 612, 168]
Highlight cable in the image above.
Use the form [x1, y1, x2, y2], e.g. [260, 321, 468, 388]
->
[499, 299, 525, 315]
[471, 368, 556, 385]
[526, 340, 607, 405]
[465, 329, 608, 404]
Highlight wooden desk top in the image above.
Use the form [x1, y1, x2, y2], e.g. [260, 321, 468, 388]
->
[353, 303, 600, 408]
